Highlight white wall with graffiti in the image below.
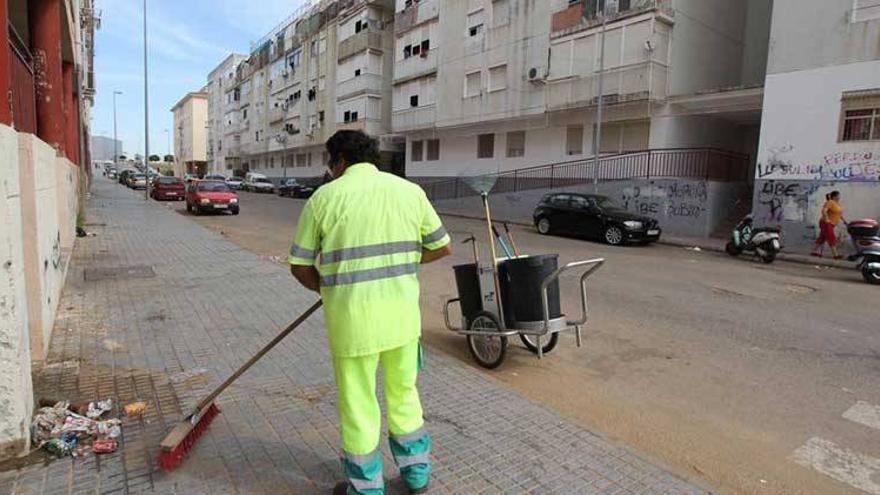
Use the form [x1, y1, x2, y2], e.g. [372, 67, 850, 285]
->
[753, 59, 880, 249]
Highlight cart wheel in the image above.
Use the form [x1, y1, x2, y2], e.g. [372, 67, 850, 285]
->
[466, 311, 508, 369]
[519, 332, 559, 355]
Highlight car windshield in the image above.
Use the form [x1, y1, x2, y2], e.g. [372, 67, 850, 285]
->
[197, 182, 231, 192]
[285, 180, 297, 185]
[593, 196, 622, 210]
[255, 178, 271, 183]
[131, 174, 145, 179]
[157, 177, 181, 184]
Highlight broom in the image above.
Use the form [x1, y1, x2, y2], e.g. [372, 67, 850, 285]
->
[157, 300, 323, 470]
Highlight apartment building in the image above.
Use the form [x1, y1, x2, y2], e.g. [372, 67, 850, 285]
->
[393, 0, 771, 181]
[171, 91, 208, 177]
[212, 0, 400, 180]
[753, 0, 880, 247]
[206, 53, 246, 174]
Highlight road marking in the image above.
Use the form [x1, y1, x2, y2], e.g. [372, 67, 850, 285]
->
[791, 437, 880, 495]
[844, 402, 880, 431]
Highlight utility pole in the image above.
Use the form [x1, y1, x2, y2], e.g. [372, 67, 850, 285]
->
[143, 0, 150, 200]
[589, 0, 616, 193]
[113, 90, 122, 167]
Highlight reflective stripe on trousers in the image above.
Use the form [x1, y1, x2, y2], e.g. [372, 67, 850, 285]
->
[389, 426, 431, 491]
[342, 450, 384, 494]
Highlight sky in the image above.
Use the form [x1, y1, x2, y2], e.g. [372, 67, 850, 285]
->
[91, 0, 308, 157]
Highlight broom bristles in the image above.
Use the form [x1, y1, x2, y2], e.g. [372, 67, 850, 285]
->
[156, 403, 221, 471]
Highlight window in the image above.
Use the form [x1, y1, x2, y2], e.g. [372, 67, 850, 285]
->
[311, 40, 319, 56]
[426, 139, 440, 161]
[469, 24, 483, 36]
[351, 111, 359, 122]
[465, 71, 481, 97]
[492, 0, 511, 27]
[506, 131, 525, 157]
[840, 90, 880, 141]
[287, 50, 302, 70]
[852, 0, 880, 22]
[411, 140, 423, 161]
[410, 95, 419, 107]
[297, 153, 310, 167]
[550, 194, 572, 207]
[468, 9, 485, 36]
[488, 65, 507, 92]
[584, 0, 633, 19]
[319, 111, 325, 123]
[404, 45, 412, 59]
[412, 44, 421, 56]
[477, 134, 495, 159]
[421, 40, 430, 53]
[355, 69, 362, 77]
[566, 125, 584, 155]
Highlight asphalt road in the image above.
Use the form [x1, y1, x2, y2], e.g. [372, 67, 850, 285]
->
[155, 186, 880, 495]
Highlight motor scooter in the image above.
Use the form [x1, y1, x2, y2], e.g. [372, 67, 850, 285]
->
[725, 214, 782, 264]
[846, 219, 880, 285]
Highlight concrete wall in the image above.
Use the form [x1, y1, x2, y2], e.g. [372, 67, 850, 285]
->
[767, 0, 880, 76]
[0, 124, 34, 460]
[754, 60, 880, 249]
[433, 178, 747, 238]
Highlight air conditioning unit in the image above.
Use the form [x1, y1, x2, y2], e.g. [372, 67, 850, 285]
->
[527, 67, 546, 84]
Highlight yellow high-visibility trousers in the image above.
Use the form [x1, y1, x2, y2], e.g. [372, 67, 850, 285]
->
[331, 339, 431, 494]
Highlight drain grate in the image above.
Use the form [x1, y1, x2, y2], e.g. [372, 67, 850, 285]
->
[84, 265, 156, 282]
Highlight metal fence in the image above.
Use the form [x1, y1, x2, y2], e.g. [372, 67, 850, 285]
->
[418, 148, 750, 201]
[8, 31, 37, 134]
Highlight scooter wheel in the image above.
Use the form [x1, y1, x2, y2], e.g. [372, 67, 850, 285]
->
[863, 267, 880, 285]
[725, 242, 741, 256]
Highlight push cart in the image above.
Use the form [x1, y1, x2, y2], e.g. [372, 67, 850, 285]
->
[441, 191, 604, 369]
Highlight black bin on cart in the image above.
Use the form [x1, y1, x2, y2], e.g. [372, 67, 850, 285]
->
[498, 254, 562, 326]
[453, 263, 482, 327]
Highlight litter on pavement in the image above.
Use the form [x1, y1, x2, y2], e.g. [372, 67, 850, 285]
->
[123, 401, 147, 417]
[30, 399, 122, 458]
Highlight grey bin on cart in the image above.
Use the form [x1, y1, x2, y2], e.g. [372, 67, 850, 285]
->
[453, 263, 483, 326]
[498, 254, 562, 326]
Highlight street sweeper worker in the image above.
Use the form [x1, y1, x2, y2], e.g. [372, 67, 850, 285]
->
[289, 130, 451, 495]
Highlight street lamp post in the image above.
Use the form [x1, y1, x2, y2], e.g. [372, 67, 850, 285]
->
[113, 90, 122, 167]
[590, 0, 617, 193]
[165, 128, 170, 157]
[143, 0, 150, 200]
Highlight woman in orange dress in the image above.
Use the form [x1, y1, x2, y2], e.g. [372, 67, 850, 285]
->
[811, 191, 846, 259]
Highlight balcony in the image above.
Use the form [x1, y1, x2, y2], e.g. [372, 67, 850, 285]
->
[337, 73, 385, 100]
[551, 0, 673, 38]
[547, 61, 668, 112]
[392, 105, 436, 132]
[393, 49, 437, 84]
[338, 31, 385, 62]
[268, 106, 287, 124]
[337, 118, 387, 136]
[395, 0, 440, 34]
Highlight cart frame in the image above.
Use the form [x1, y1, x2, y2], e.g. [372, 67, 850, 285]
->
[443, 258, 605, 363]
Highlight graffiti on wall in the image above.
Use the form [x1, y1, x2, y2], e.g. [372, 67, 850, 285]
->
[621, 181, 708, 220]
[755, 180, 820, 222]
[757, 148, 880, 182]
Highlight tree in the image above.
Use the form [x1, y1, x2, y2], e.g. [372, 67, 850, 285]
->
[163, 154, 174, 163]
[148, 154, 161, 162]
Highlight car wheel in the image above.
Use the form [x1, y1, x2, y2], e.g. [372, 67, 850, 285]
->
[536, 217, 552, 235]
[232, 207, 240, 216]
[604, 225, 624, 246]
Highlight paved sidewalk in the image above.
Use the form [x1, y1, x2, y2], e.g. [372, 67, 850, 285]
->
[0, 179, 707, 494]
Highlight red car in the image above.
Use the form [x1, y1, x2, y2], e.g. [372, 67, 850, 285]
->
[185, 180, 240, 215]
[150, 176, 185, 201]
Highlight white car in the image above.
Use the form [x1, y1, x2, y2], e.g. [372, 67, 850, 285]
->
[226, 177, 244, 190]
[246, 177, 275, 193]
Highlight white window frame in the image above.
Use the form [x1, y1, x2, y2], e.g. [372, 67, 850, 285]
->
[464, 70, 482, 98]
[488, 64, 508, 92]
[506, 131, 525, 158]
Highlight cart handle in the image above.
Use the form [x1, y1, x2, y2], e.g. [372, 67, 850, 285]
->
[539, 258, 605, 337]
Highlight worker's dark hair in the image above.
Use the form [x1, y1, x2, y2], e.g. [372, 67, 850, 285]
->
[827, 190, 841, 200]
[326, 130, 380, 168]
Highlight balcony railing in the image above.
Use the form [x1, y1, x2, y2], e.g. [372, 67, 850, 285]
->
[337, 73, 385, 100]
[338, 31, 385, 62]
[393, 49, 437, 84]
[551, 0, 673, 37]
[8, 30, 37, 134]
[418, 148, 750, 201]
[394, 0, 440, 34]
[392, 105, 436, 132]
[547, 61, 667, 111]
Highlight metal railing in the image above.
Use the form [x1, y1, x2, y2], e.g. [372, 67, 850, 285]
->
[8, 29, 37, 134]
[417, 148, 750, 201]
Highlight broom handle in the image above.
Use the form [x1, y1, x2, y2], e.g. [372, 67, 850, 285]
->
[192, 300, 323, 414]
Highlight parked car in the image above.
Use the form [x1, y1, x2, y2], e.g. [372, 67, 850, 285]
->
[277, 178, 314, 198]
[127, 173, 148, 190]
[106, 167, 118, 179]
[204, 174, 227, 181]
[243, 172, 275, 193]
[226, 176, 244, 190]
[150, 176, 186, 201]
[185, 180, 240, 215]
[533, 193, 661, 245]
[118, 169, 136, 185]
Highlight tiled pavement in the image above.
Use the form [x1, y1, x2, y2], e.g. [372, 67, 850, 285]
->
[0, 178, 708, 494]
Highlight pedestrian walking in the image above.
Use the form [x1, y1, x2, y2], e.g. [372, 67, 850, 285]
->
[289, 130, 452, 495]
[812, 190, 846, 259]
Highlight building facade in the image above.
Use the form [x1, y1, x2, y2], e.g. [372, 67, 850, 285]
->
[171, 90, 208, 177]
[206, 53, 246, 174]
[752, 0, 880, 248]
[1, 0, 95, 460]
[91, 135, 123, 162]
